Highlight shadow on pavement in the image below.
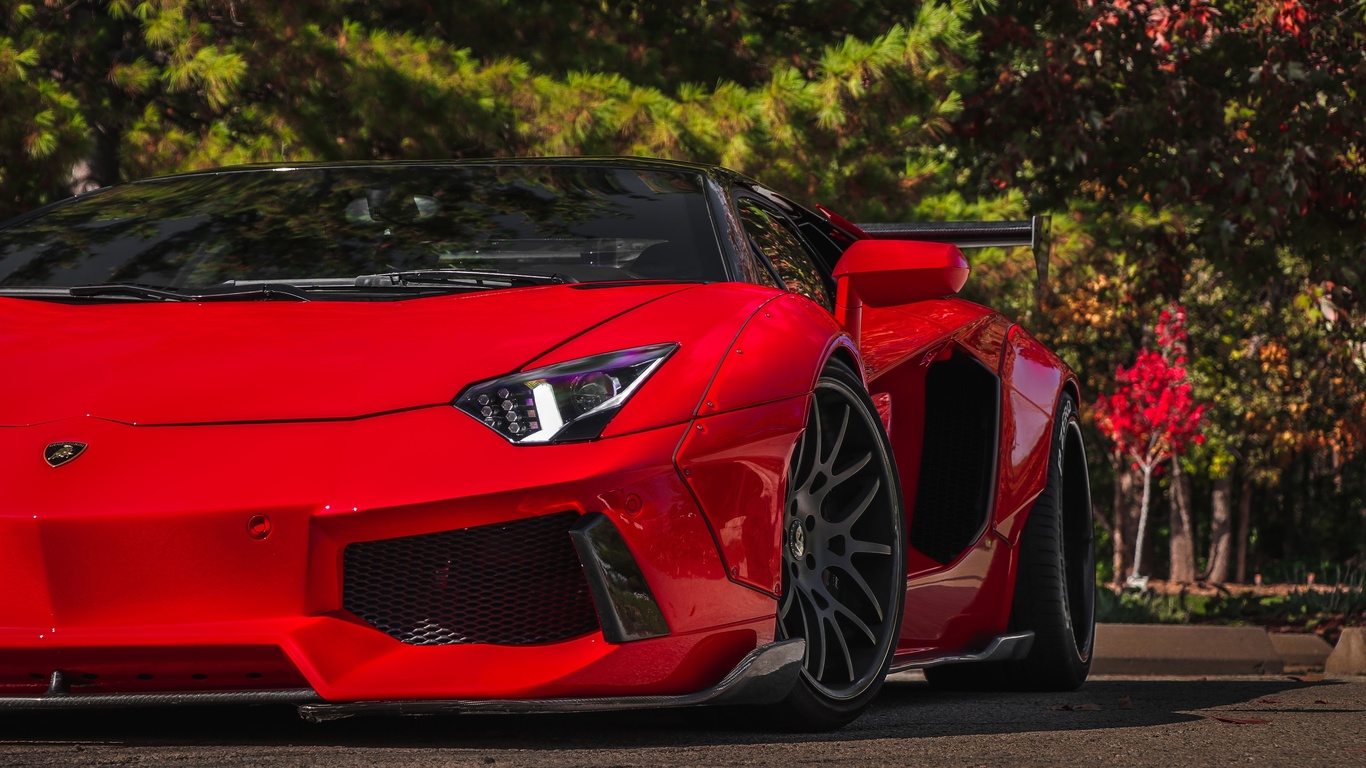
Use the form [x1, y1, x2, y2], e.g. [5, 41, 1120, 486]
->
[0, 678, 1354, 750]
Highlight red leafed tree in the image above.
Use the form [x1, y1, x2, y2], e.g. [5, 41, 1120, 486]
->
[1094, 306, 1206, 584]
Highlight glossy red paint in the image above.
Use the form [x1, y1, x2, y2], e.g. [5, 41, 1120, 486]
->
[699, 292, 852, 416]
[526, 282, 782, 437]
[993, 325, 1073, 544]
[675, 395, 807, 596]
[1004, 325, 1071, 414]
[857, 364, 923, 568]
[0, 405, 775, 700]
[837, 294, 1072, 657]
[0, 645, 309, 695]
[3, 280, 1076, 700]
[832, 240, 969, 347]
[832, 240, 969, 308]
[0, 284, 690, 427]
[0, 158, 1093, 716]
[895, 530, 1015, 657]
[857, 299, 992, 376]
[813, 204, 869, 239]
[958, 313, 1012, 369]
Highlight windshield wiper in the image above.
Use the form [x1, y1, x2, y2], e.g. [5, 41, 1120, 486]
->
[69, 283, 312, 302]
[354, 269, 575, 288]
[50, 271, 569, 303]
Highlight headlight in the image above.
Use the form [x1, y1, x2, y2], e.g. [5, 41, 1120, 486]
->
[454, 343, 678, 444]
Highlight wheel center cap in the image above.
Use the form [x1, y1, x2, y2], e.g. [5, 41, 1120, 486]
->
[787, 520, 807, 560]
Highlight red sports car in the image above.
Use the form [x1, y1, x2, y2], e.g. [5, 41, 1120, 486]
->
[0, 158, 1094, 729]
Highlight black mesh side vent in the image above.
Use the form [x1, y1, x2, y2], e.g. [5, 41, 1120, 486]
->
[909, 352, 1001, 565]
[343, 511, 599, 646]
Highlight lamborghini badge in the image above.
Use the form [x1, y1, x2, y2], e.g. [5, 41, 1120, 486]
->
[44, 442, 87, 468]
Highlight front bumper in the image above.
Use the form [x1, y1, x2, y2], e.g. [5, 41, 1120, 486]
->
[0, 406, 776, 702]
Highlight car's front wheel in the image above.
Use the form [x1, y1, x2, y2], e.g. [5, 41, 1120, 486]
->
[773, 359, 906, 730]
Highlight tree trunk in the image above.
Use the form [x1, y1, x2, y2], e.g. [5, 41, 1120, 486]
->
[1168, 455, 1198, 583]
[1205, 473, 1233, 583]
[69, 122, 121, 195]
[1129, 464, 1155, 582]
[1235, 475, 1253, 583]
[1111, 457, 1126, 584]
[1111, 459, 1140, 585]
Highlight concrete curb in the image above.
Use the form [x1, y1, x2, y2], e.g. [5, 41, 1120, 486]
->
[1269, 632, 1334, 672]
[1326, 627, 1366, 677]
[1093, 624, 1284, 676]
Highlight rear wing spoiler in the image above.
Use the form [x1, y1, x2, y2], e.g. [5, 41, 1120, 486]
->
[855, 215, 1048, 251]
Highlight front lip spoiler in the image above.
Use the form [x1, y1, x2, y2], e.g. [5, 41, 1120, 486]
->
[0, 688, 322, 710]
[0, 639, 804, 718]
[297, 638, 805, 722]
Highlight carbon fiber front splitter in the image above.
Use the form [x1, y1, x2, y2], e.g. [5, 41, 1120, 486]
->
[297, 638, 805, 722]
[0, 639, 805, 720]
[0, 687, 321, 710]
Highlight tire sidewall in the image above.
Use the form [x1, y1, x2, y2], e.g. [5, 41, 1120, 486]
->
[1054, 395, 1095, 669]
[1011, 392, 1094, 686]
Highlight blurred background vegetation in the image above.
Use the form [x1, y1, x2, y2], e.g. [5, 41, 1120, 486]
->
[2, 0, 1363, 586]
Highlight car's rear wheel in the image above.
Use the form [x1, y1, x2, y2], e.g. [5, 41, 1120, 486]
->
[772, 359, 906, 730]
[924, 393, 1094, 691]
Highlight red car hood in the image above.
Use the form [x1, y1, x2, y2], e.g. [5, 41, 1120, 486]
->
[0, 284, 690, 426]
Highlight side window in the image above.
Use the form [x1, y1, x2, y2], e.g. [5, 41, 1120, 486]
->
[740, 248, 783, 288]
[735, 197, 832, 311]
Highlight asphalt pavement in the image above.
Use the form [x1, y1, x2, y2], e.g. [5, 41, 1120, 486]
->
[3, 624, 1362, 766]
[1, 674, 1363, 767]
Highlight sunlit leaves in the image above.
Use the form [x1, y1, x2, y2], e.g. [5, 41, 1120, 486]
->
[1094, 305, 1208, 474]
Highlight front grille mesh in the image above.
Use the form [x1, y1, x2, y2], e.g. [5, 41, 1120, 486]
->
[343, 511, 599, 646]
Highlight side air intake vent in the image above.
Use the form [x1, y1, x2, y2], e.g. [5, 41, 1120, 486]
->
[910, 350, 1001, 565]
[343, 511, 599, 646]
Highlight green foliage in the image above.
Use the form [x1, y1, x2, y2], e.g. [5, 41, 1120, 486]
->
[1096, 588, 1219, 625]
[1096, 568, 1366, 628]
[0, 0, 984, 223]
[0, 0, 1362, 574]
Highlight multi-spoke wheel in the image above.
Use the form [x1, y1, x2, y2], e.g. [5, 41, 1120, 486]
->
[773, 359, 905, 730]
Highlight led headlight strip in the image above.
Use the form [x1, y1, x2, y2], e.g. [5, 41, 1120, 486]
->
[454, 343, 678, 444]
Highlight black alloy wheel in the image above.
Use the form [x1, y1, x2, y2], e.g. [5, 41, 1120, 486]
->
[774, 359, 906, 730]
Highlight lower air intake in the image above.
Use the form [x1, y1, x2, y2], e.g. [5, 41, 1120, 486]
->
[343, 511, 599, 646]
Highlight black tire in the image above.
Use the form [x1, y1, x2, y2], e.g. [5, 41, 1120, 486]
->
[769, 359, 907, 730]
[925, 392, 1095, 691]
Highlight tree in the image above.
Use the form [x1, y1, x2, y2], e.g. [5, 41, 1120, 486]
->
[0, 0, 988, 225]
[1094, 307, 1207, 584]
[2, 0, 1363, 578]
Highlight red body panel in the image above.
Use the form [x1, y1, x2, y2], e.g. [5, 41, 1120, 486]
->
[699, 293, 853, 415]
[0, 257, 1076, 701]
[676, 396, 806, 596]
[527, 282, 781, 437]
[993, 325, 1072, 543]
[0, 153, 1090, 715]
[851, 295, 1072, 659]
[0, 408, 776, 699]
[0, 284, 687, 426]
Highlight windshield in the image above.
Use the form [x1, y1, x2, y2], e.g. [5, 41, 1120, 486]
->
[0, 164, 725, 292]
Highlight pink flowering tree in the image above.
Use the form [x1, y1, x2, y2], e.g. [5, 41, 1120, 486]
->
[1094, 306, 1206, 584]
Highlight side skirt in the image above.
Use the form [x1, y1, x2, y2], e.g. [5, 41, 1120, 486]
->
[889, 631, 1034, 673]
